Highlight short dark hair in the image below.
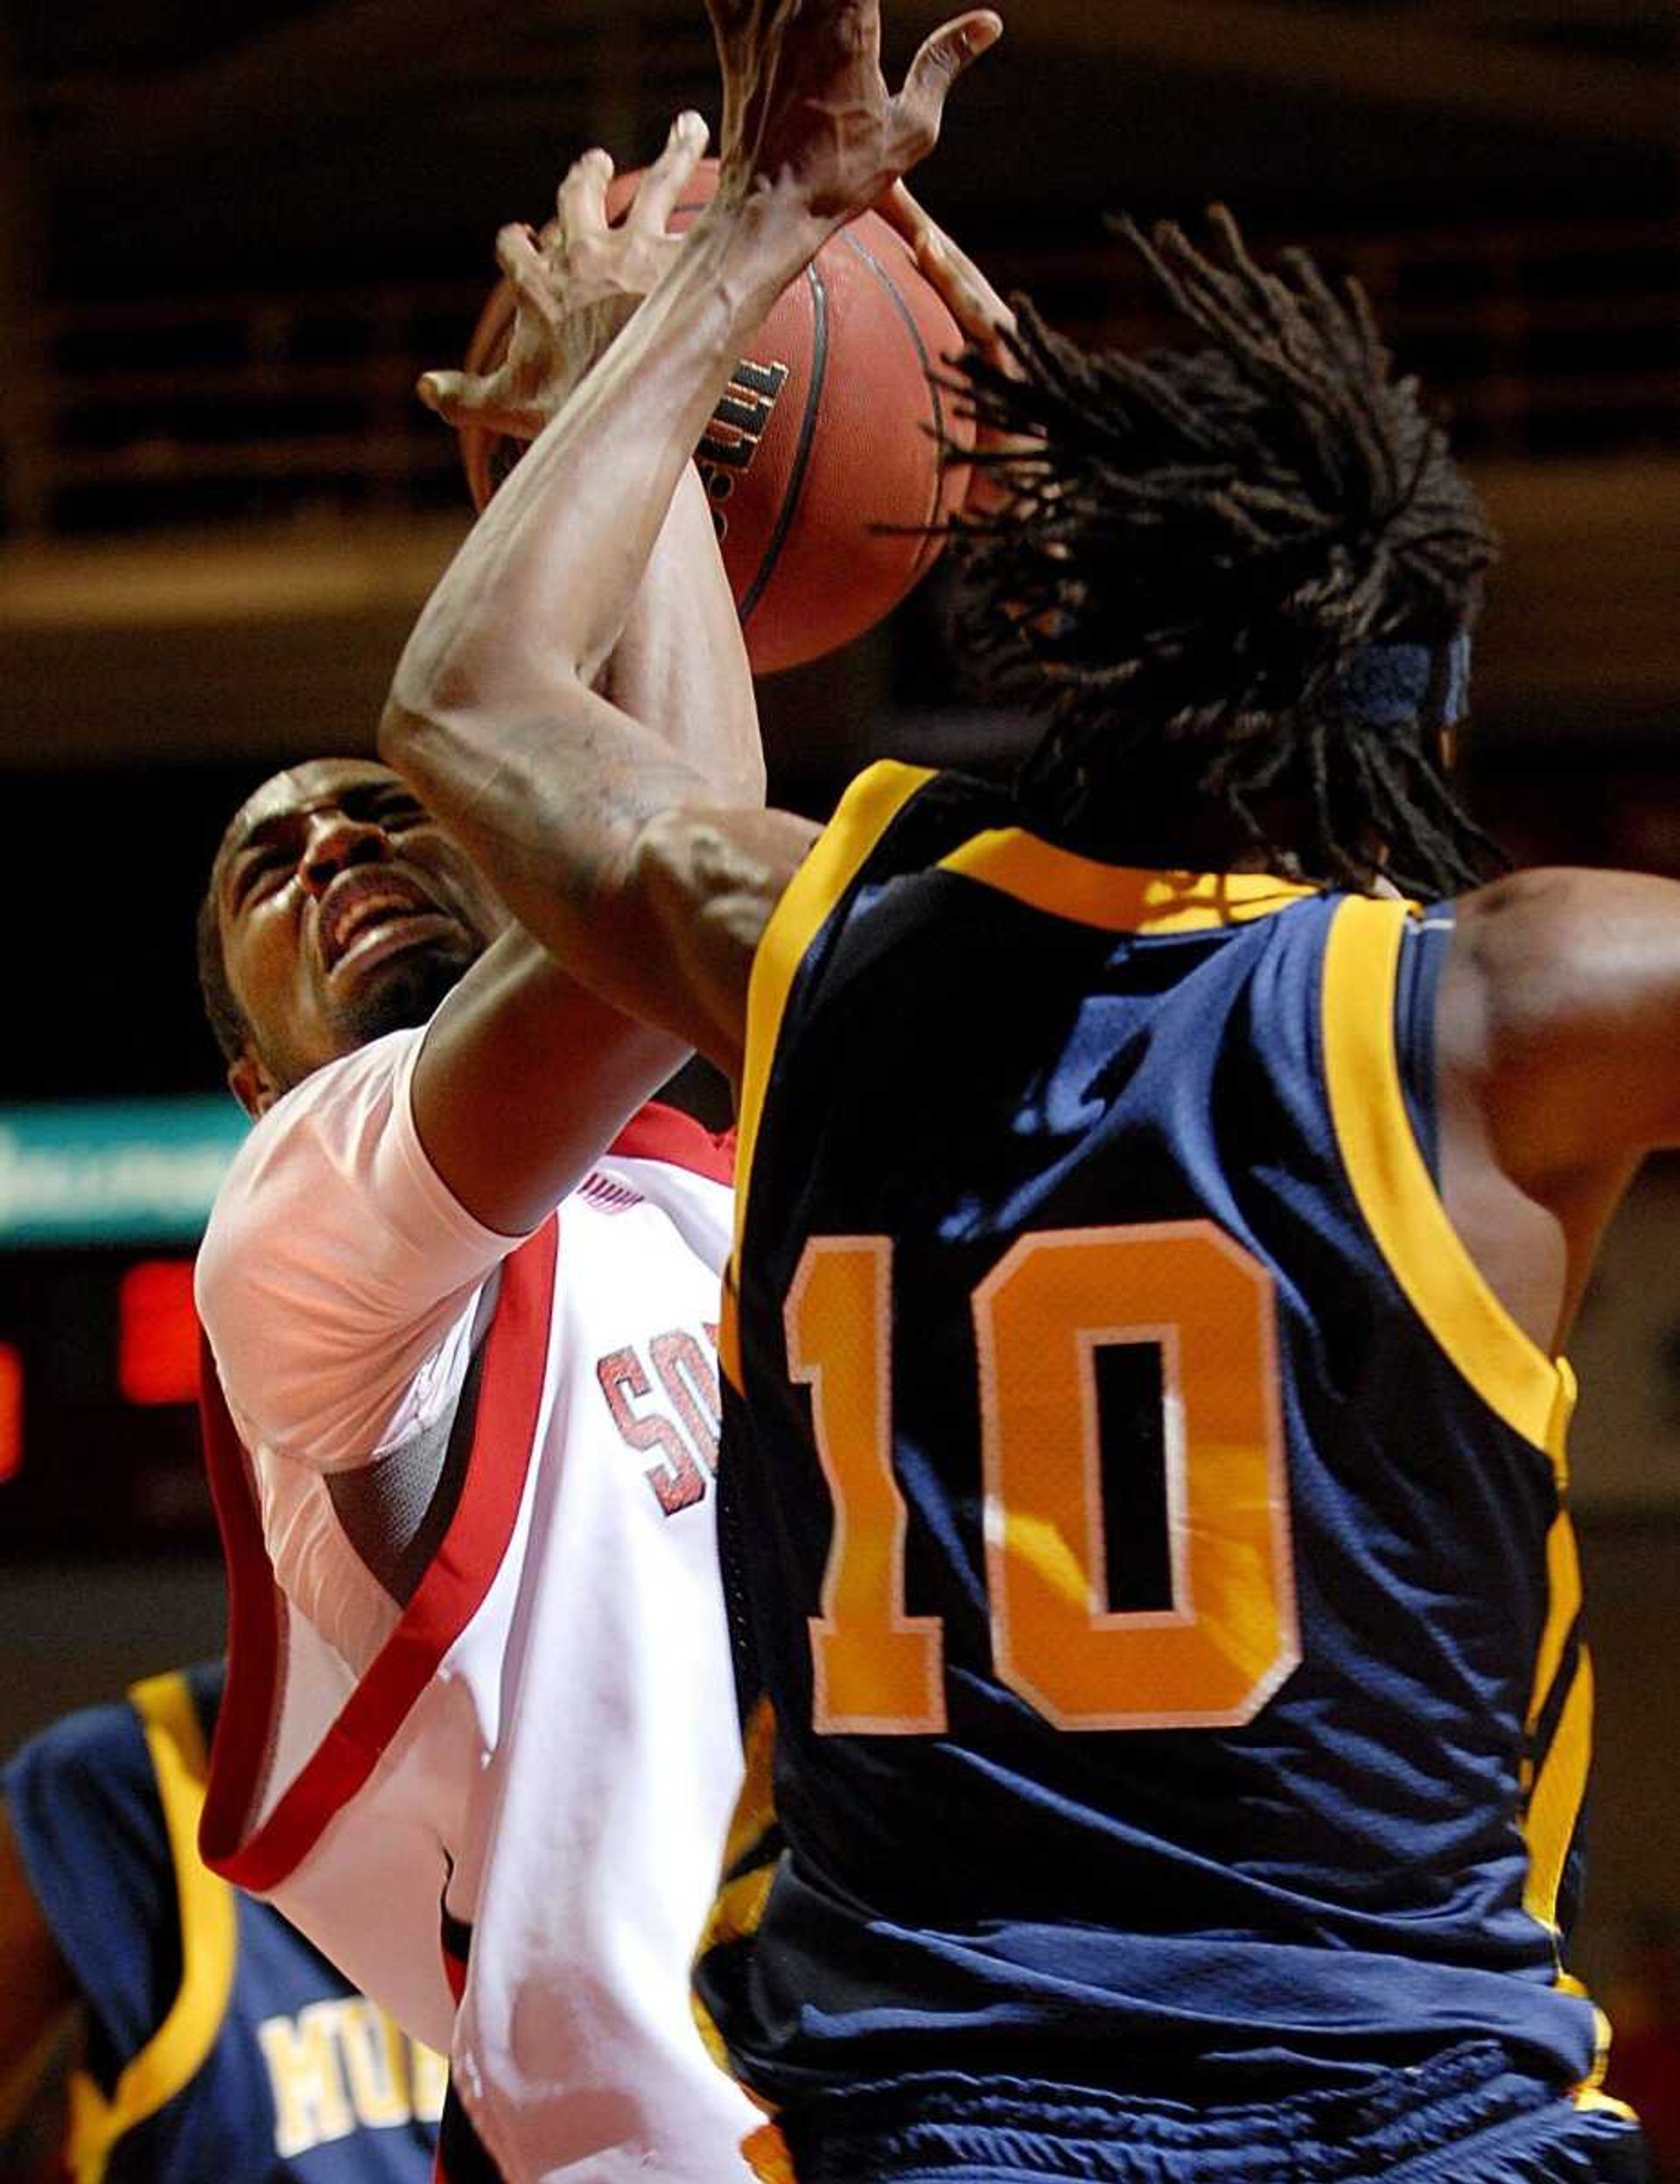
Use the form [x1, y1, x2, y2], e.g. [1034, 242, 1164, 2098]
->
[196, 873, 248, 1069]
[948, 207, 1502, 895]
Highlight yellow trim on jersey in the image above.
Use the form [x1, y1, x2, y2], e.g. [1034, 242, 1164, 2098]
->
[937, 835, 1322, 934]
[1526, 1513, 1583, 1771]
[66, 1674, 238, 2184]
[733, 760, 936, 1273]
[690, 1865, 777, 2082]
[702, 1861, 777, 1961]
[719, 1280, 744, 1395]
[722, 1699, 780, 1876]
[1522, 1649, 1594, 1936]
[1573, 2089, 1640, 2120]
[690, 1858, 778, 2083]
[1321, 896, 1576, 1465]
[690, 1992, 734, 2081]
[692, 1699, 781, 2085]
[1572, 2008, 1638, 2119]
[744, 2121, 797, 2182]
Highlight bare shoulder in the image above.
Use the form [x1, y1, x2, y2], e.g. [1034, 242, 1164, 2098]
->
[1449, 864, 1680, 1028]
[629, 802, 823, 1081]
[1441, 864, 1680, 1174]
[1455, 860, 1680, 947]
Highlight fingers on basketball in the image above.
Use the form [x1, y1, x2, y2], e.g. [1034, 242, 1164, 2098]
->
[629, 112, 711, 234]
[557, 149, 616, 257]
[454, 161, 978, 670]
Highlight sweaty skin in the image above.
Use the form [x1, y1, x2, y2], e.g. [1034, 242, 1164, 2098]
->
[380, 0, 1680, 1355]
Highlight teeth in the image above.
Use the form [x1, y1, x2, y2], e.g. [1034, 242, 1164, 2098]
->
[327, 889, 427, 966]
[345, 900, 406, 942]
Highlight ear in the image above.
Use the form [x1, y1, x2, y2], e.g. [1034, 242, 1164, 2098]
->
[228, 1046, 280, 1120]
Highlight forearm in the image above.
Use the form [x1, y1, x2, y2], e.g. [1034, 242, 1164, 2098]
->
[598, 466, 765, 811]
[382, 188, 827, 943]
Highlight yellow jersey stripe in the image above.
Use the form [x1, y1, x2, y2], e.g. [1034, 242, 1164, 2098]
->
[937, 836, 1321, 933]
[1572, 2006, 1636, 2117]
[699, 1866, 777, 1961]
[67, 1673, 237, 2184]
[718, 1282, 744, 1394]
[1522, 1650, 1594, 1936]
[743, 2121, 797, 2181]
[1573, 2089, 1640, 2120]
[722, 1699, 780, 1876]
[1525, 1512, 1583, 1758]
[1321, 896, 1575, 1464]
[733, 760, 935, 1274]
[689, 1989, 735, 2082]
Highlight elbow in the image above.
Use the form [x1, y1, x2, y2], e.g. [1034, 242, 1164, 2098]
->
[377, 687, 460, 808]
[377, 626, 452, 771]
[377, 652, 481, 778]
[376, 690, 424, 773]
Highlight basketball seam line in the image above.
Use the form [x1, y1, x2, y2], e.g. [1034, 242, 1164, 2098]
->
[840, 228, 950, 582]
[738, 258, 829, 633]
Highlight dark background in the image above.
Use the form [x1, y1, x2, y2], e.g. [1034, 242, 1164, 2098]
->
[0, 0, 1676, 2124]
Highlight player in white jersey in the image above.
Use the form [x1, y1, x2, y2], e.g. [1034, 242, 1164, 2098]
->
[191, 127, 764, 2184]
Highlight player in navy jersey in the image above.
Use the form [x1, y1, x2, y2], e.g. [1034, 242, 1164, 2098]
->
[380, 2, 1674, 2176]
[0, 1662, 443, 2183]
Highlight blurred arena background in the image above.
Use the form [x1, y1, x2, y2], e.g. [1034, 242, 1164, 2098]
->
[0, 0, 1676, 2098]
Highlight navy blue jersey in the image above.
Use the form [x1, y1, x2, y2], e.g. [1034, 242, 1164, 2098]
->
[696, 761, 1620, 2125]
[4, 1663, 444, 2183]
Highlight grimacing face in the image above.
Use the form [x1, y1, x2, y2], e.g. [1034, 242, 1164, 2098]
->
[214, 759, 507, 1115]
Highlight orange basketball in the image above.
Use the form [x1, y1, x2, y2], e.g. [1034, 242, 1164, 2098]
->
[458, 162, 975, 676]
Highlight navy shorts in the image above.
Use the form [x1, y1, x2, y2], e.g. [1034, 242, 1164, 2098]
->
[773, 2042, 1648, 2184]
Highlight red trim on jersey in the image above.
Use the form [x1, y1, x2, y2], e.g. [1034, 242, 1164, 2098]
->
[609, 1101, 736, 1185]
[199, 1220, 558, 1892]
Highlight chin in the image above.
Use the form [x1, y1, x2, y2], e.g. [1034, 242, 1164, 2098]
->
[337, 944, 479, 1050]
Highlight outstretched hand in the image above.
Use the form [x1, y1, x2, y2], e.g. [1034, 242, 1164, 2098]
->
[709, 0, 1002, 229]
[418, 111, 711, 439]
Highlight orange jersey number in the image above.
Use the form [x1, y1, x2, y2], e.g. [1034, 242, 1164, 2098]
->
[787, 1223, 1299, 1735]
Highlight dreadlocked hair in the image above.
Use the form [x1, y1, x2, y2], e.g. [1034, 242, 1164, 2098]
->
[946, 206, 1503, 897]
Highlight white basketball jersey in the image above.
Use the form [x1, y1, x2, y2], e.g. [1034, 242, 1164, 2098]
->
[199, 1107, 759, 2182]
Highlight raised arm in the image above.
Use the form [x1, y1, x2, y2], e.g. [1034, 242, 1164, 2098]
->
[381, 2, 1002, 1080]
[385, 131, 769, 1233]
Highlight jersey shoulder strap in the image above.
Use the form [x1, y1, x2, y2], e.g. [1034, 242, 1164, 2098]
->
[64, 1672, 237, 2184]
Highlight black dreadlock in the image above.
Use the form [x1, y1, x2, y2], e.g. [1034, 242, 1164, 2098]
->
[947, 206, 1502, 896]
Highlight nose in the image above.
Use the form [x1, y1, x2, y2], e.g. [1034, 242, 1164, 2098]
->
[299, 808, 391, 896]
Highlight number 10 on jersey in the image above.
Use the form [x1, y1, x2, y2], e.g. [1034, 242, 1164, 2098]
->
[786, 1224, 1301, 1736]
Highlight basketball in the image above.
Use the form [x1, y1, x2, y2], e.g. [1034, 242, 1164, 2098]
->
[458, 161, 976, 676]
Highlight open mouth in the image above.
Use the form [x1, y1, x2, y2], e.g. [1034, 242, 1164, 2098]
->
[318, 870, 457, 980]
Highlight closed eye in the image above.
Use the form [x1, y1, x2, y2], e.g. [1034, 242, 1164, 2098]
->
[353, 788, 428, 832]
[230, 844, 290, 907]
